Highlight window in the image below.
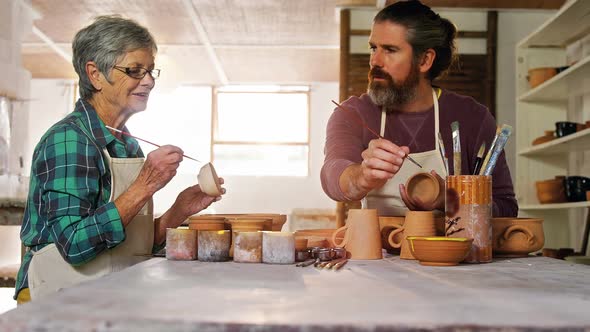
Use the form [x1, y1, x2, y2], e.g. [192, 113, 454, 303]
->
[213, 86, 310, 176]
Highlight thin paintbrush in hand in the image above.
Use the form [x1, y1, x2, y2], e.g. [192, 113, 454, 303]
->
[105, 126, 201, 163]
[331, 100, 423, 169]
[472, 142, 486, 175]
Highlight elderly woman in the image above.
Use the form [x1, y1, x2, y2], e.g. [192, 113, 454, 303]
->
[14, 16, 224, 303]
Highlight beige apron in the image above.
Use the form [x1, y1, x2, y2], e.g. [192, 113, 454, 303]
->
[363, 88, 447, 216]
[28, 149, 154, 300]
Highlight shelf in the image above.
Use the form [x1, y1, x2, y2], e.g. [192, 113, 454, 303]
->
[519, 0, 590, 48]
[519, 128, 590, 157]
[518, 55, 590, 102]
[520, 201, 590, 210]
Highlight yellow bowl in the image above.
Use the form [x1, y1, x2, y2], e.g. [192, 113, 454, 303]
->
[406, 236, 473, 266]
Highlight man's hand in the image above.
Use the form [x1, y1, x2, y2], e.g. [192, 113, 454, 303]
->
[169, 180, 226, 227]
[340, 138, 409, 200]
[399, 170, 445, 211]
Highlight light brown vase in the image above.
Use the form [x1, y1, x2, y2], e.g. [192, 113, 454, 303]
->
[332, 209, 382, 260]
[491, 218, 544, 257]
[388, 211, 436, 259]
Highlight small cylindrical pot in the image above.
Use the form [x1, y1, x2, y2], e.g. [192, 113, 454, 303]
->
[198, 230, 231, 262]
[262, 231, 295, 264]
[233, 231, 263, 263]
[166, 228, 197, 261]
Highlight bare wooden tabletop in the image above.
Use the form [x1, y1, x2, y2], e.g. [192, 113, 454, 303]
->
[1, 255, 589, 331]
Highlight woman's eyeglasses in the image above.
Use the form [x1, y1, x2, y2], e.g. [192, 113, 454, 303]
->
[113, 66, 161, 79]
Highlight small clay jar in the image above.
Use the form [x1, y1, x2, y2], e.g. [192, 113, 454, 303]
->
[405, 172, 440, 207]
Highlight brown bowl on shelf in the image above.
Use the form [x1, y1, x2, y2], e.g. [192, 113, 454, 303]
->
[528, 67, 557, 88]
[491, 218, 544, 257]
[531, 130, 555, 146]
[406, 236, 472, 266]
[535, 177, 567, 204]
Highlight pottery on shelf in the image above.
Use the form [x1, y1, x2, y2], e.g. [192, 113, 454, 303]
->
[527, 67, 557, 88]
[535, 177, 567, 204]
[197, 162, 222, 196]
[406, 236, 473, 266]
[531, 130, 556, 146]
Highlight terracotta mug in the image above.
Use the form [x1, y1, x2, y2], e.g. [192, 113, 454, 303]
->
[332, 209, 382, 260]
[388, 211, 436, 259]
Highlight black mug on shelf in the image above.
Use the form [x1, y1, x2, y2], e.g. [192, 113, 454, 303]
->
[564, 176, 590, 202]
[555, 122, 578, 138]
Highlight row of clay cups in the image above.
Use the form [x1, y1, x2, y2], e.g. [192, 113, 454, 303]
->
[166, 228, 305, 264]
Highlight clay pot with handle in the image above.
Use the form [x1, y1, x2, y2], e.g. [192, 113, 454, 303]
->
[492, 218, 544, 257]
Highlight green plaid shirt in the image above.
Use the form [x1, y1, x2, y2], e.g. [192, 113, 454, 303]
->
[15, 99, 150, 299]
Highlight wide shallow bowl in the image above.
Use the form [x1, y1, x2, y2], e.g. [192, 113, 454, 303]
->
[406, 236, 473, 266]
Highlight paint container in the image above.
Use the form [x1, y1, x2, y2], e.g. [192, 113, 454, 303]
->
[262, 231, 295, 264]
[166, 228, 197, 260]
[233, 231, 263, 263]
[198, 230, 231, 262]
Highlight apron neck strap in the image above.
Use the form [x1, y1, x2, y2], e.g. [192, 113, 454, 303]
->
[379, 88, 440, 145]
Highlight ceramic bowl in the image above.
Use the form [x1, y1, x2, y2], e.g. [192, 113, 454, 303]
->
[535, 177, 567, 204]
[531, 130, 555, 146]
[405, 172, 440, 206]
[491, 218, 544, 257]
[197, 162, 222, 196]
[406, 236, 472, 266]
[528, 67, 557, 88]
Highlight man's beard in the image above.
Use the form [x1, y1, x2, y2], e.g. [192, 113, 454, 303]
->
[367, 62, 420, 112]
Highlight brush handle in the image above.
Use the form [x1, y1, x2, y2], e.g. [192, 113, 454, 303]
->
[473, 157, 483, 175]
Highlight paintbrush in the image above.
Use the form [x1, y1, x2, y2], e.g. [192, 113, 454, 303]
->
[472, 142, 486, 175]
[451, 121, 461, 175]
[105, 125, 201, 163]
[482, 124, 513, 176]
[478, 126, 501, 175]
[437, 132, 449, 176]
[331, 100, 423, 169]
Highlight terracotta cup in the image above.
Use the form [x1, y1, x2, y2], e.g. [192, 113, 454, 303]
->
[332, 209, 382, 260]
[492, 218, 544, 257]
[379, 216, 404, 254]
[405, 172, 440, 207]
[388, 211, 436, 259]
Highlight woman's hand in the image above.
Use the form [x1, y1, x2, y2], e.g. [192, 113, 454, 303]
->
[399, 170, 445, 211]
[167, 179, 226, 228]
[135, 145, 184, 195]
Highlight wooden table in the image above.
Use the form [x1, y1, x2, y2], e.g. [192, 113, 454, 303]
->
[1, 255, 589, 331]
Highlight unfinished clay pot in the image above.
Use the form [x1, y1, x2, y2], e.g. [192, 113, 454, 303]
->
[531, 130, 555, 146]
[405, 172, 440, 207]
[197, 162, 222, 196]
[406, 236, 473, 266]
[491, 218, 544, 257]
[388, 211, 436, 260]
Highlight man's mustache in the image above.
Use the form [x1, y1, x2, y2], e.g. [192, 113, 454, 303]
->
[369, 67, 392, 81]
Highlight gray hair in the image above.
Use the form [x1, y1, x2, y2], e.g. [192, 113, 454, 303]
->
[72, 15, 157, 100]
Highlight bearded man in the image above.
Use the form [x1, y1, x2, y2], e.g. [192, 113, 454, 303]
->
[321, 1, 517, 217]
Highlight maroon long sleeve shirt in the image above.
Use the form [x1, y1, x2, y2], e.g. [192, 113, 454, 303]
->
[321, 90, 518, 217]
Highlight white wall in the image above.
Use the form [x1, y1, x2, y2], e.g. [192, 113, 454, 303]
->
[496, 11, 556, 176]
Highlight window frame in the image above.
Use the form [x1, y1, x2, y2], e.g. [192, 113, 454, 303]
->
[211, 86, 312, 177]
